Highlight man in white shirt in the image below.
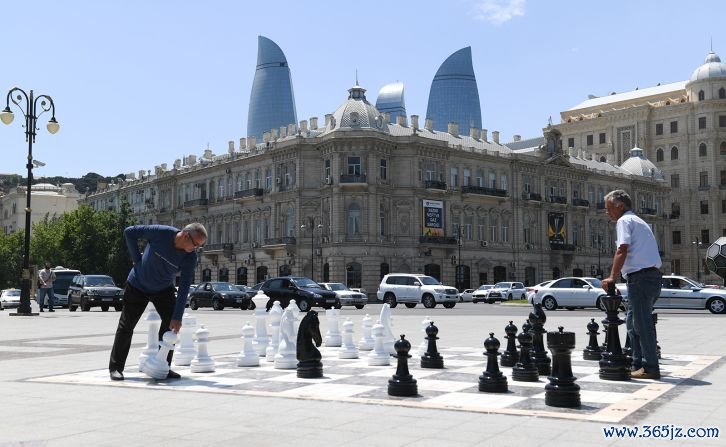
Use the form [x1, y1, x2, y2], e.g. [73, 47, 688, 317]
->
[601, 190, 662, 380]
[38, 263, 56, 312]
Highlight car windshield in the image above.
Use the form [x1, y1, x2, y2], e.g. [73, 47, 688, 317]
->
[583, 278, 602, 288]
[3, 290, 20, 297]
[494, 282, 512, 288]
[86, 276, 116, 287]
[419, 276, 441, 285]
[212, 283, 237, 291]
[477, 285, 492, 290]
[326, 283, 347, 291]
[293, 278, 322, 288]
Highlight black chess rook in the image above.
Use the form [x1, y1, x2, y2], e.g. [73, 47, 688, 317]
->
[499, 321, 519, 367]
[583, 318, 602, 361]
[479, 332, 508, 393]
[388, 335, 418, 397]
[545, 326, 581, 408]
[421, 322, 444, 369]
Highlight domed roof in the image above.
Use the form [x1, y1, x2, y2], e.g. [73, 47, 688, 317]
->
[690, 51, 726, 82]
[322, 84, 389, 134]
[33, 183, 61, 192]
[620, 147, 664, 181]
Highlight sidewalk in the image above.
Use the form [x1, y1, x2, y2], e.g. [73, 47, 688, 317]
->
[0, 305, 723, 447]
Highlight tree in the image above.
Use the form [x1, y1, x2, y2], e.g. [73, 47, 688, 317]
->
[29, 214, 65, 268]
[105, 199, 136, 285]
[0, 230, 25, 288]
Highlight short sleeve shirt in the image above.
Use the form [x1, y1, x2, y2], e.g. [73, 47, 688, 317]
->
[616, 211, 662, 278]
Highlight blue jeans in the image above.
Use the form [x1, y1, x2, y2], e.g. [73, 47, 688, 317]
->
[38, 287, 55, 309]
[626, 270, 661, 374]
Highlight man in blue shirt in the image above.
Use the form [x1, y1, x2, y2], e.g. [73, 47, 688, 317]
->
[109, 223, 206, 381]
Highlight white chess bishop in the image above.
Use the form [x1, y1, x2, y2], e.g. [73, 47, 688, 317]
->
[141, 330, 177, 380]
[338, 318, 359, 359]
[190, 325, 215, 373]
[237, 321, 259, 367]
[358, 314, 374, 351]
[368, 321, 390, 366]
[324, 308, 342, 347]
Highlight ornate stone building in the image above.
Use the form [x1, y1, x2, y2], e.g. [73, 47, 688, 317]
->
[0, 183, 80, 235]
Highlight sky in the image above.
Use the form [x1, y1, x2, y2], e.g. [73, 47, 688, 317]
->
[1, 0, 725, 178]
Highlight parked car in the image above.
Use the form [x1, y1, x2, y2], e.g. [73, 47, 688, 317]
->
[319, 283, 367, 309]
[471, 285, 494, 303]
[459, 289, 475, 303]
[68, 274, 124, 312]
[188, 281, 253, 310]
[50, 266, 82, 308]
[617, 275, 726, 314]
[526, 280, 554, 303]
[485, 282, 527, 302]
[376, 274, 458, 309]
[261, 277, 340, 312]
[0, 288, 21, 310]
[533, 277, 607, 311]
[244, 282, 264, 300]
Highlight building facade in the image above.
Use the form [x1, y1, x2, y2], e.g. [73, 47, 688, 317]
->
[0, 183, 81, 234]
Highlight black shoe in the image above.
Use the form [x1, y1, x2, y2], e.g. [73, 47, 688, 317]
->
[49, 309, 55, 312]
[110, 370, 124, 381]
[166, 370, 181, 380]
[39, 309, 44, 312]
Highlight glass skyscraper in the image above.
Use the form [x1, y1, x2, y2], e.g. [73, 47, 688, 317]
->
[375, 82, 406, 123]
[247, 36, 297, 140]
[425, 47, 482, 135]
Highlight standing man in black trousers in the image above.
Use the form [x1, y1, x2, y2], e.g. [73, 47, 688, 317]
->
[109, 223, 206, 381]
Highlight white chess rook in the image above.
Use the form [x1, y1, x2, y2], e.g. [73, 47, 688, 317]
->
[141, 330, 177, 380]
[174, 312, 197, 366]
[266, 301, 283, 362]
[339, 318, 359, 359]
[358, 314, 374, 351]
[237, 321, 260, 367]
[368, 321, 390, 366]
[325, 308, 342, 347]
[274, 307, 297, 369]
[191, 325, 215, 373]
[139, 309, 161, 371]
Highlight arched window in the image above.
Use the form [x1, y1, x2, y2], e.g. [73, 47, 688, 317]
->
[284, 207, 295, 237]
[202, 268, 212, 282]
[721, 141, 726, 155]
[720, 87, 726, 99]
[599, 156, 606, 162]
[379, 204, 386, 236]
[699, 143, 708, 157]
[323, 263, 330, 282]
[347, 204, 361, 236]
[424, 264, 441, 281]
[278, 264, 291, 277]
[524, 267, 536, 286]
[256, 266, 268, 283]
[380, 263, 390, 280]
[698, 90, 705, 101]
[656, 148, 664, 162]
[671, 146, 679, 160]
[219, 267, 229, 282]
[345, 262, 362, 288]
[236, 267, 248, 285]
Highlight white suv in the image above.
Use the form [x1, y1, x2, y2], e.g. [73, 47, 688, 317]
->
[376, 274, 459, 309]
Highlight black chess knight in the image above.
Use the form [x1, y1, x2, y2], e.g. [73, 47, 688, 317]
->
[297, 311, 323, 378]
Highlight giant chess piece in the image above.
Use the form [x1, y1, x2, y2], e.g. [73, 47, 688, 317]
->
[339, 318, 359, 359]
[545, 327, 581, 408]
[266, 301, 283, 362]
[358, 314, 374, 351]
[418, 316, 432, 358]
[379, 303, 396, 354]
[368, 321, 390, 366]
[521, 319, 532, 336]
[139, 309, 161, 371]
[653, 312, 662, 359]
[174, 312, 197, 366]
[512, 329, 539, 382]
[583, 318, 602, 361]
[500, 320, 519, 367]
[141, 331, 177, 380]
[237, 321, 260, 367]
[190, 325, 215, 373]
[388, 335, 418, 397]
[324, 308, 342, 347]
[479, 332, 508, 393]
[252, 292, 270, 356]
[297, 311, 323, 378]
[289, 299, 301, 333]
[421, 322, 444, 369]
[275, 307, 298, 369]
[529, 303, 551, 376]
[598, 287, 630, 381]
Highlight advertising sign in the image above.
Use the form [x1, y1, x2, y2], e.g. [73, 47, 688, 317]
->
[422, 199, 444, 237]
[548, 212, 566, 245]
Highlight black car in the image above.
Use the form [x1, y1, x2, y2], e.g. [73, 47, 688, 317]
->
[261, 276, 340, 312]
[68, 274, 124, 312]
[188, 281, 253, 311]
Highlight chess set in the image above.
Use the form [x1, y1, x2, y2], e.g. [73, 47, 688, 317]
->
[29, 298, 721, 423]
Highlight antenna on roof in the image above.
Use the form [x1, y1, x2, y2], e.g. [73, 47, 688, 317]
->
[355, 69, 359, 86]
[711, 36, 713, 52]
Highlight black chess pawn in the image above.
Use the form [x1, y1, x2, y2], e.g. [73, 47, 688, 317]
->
[545, 327, 581, 408]
[583, 318, 602, 361]
[529, 303, 552, 376]
[388, 334, 418, 397]
[500, 321, 519, 367]
[623, 332, 633, 369]
[421, 322, 444, 369]
[512, 330, 539, 382]
[598, 293, 630, 381]
[522, 319, 532, 335]
[479, 332, 508, 393]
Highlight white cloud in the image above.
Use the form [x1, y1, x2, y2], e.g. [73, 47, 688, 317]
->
[472, 0, 526, 24]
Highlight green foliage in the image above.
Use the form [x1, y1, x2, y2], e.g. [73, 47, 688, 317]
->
[0, 230, 25, 288]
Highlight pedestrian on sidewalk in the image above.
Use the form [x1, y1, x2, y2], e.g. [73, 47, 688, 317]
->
[37, 263, 56, 312]
[108, 223, 206, 381]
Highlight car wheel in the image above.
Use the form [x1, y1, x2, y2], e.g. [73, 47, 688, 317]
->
[383, 293, 397, 308]
[249, 301, 256, 310]
[404, 303, 417, 308]
[334, 300, 342, 309]
[472, 298, 478, 303]
[422, 294, 436, 309]
[189, 298, 199, 310]
[69, 304, 77, 312]
[101, 305, 109, 312]
[707, 297, 726, 314]
[297, 299, 311, 312]
[212, 298, 224, 311]
[354, 304, 365, 309]
[507, 293, 513, 301]
[596, 296, 607, 312]
[443, 302, 456, 309]
[541, 296, 558, 311]
[114, 304, 122, 311]
[80, 297, 91, 312]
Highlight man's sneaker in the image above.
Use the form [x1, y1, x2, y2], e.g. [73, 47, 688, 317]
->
[631, 368, 660, 380]
[166, 370, 181, 380]
[109, 370, 124, 381]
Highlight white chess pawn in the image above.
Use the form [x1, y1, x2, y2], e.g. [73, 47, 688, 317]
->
[324, 308, 342, 347]
[141, 330, 177, 379]
[252, 293, 270, 356]
[138, 309, 161, 371]
[174, 312, 197, 366]
[266, 301, 283, 362]
[368, 321, 390, 366]
[339, 318, 359, 359]
[274, 307, 298, 369]
[358, 314, 374, 351]
[190, 325, 215, 373]
[379, 303, 396, 354]
[418, 315, 432, 357]
[237, 321, 259, 367]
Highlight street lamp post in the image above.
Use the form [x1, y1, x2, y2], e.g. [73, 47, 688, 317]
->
[692, 237, 704, 282]
[1, 87, 59, 316]
[301, 219, 322, 281]
[597, 234, 602, 279]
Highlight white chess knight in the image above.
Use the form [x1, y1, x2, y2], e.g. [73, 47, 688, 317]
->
[324, 308, 342, 347]
[379, 303, 396, 354]
[368, 321, 390, 366]
[338, 318, 359, 359]
[174, 312, 197, 366]
[418, 315, 432, 357]
[138, 309, 161, 371]
[266, 301, 283, 362]
[251, 292, 270, 356]
[274, 307, 297, 369]
[237, 321, 259, 367]
[358, 314, 374, 351]
[190, 325, 215, 373]
[141, 330, 177, 380]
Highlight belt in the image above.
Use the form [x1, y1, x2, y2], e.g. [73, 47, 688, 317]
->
[627, 266, 660, 278]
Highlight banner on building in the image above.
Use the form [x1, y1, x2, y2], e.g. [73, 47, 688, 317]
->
[548, 212, 565, 245]
[422, 199, 444, 237]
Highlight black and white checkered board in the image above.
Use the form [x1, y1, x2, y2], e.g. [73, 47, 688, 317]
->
[30, 347, 719, 422]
